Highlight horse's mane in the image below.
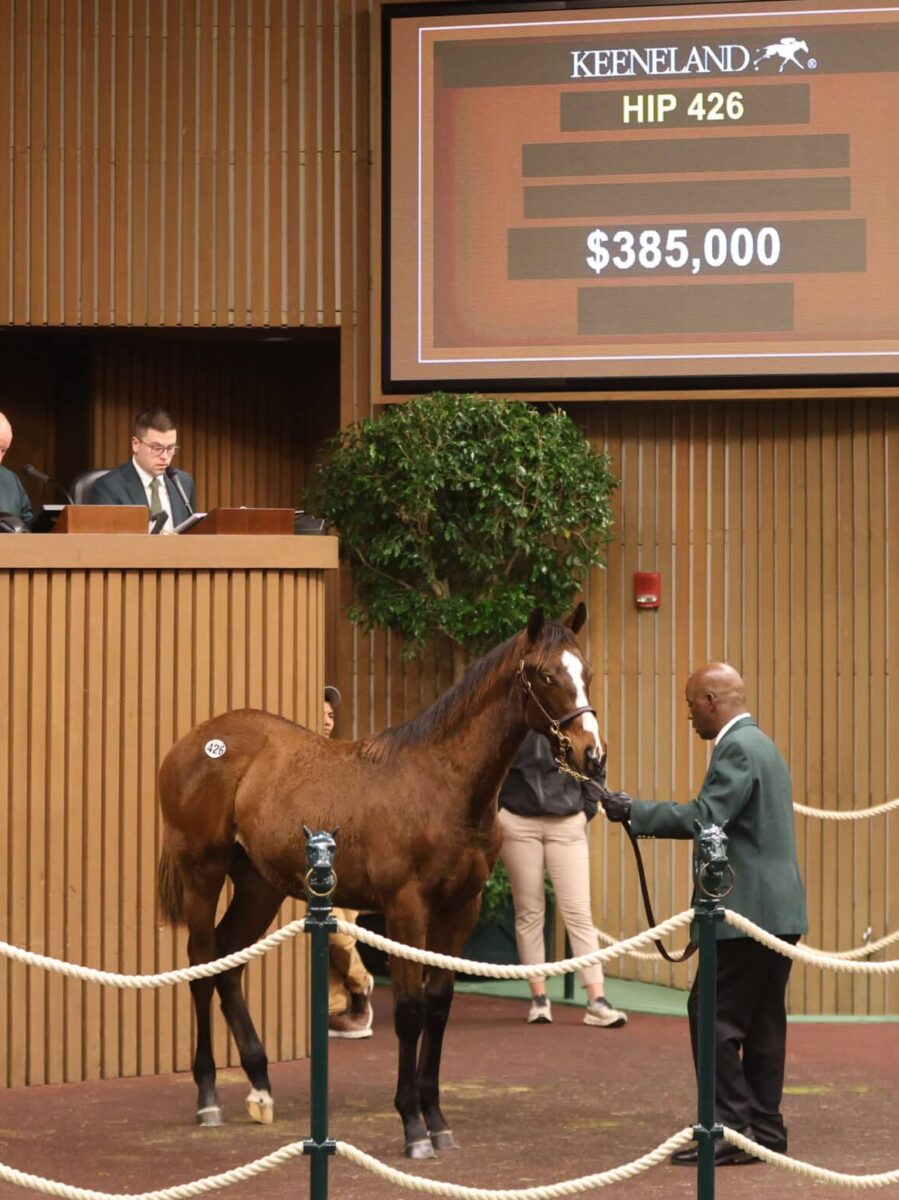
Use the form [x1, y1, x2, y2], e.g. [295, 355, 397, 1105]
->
[359, 619, 579, 764]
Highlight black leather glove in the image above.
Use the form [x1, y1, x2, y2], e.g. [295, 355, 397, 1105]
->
[600, 789, 633, 823]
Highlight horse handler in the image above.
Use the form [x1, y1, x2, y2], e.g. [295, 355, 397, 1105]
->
[601, 663, 808, 1166]
[323, 685, 375, 1039]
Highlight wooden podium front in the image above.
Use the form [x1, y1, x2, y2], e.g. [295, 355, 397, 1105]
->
[53, 504, 147, 533]
[182, 507, 295, 535]
[0, 534, 338, 1087]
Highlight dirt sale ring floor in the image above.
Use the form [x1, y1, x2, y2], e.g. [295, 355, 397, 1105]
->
[1, 985, 896, 1200]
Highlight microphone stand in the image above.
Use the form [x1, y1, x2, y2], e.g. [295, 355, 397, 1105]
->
[22, 464, 75, 505]
[165, 465, 194, 515]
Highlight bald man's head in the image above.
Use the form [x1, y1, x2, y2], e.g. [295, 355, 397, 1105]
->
[0, 412, 12, 461]
[684, 662, 747, 740]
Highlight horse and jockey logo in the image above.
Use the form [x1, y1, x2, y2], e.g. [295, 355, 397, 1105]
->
[753, 36, 814, 72]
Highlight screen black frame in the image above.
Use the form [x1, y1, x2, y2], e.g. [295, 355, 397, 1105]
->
[380, 0, 899, 395]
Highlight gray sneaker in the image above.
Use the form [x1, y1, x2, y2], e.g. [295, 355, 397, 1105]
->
[527, 994, 552, 1024]
[584, 997, 627, 1028]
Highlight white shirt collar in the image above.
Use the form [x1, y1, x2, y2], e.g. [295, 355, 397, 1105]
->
[715, 712, 751, 744]
[132, 456, 160, 490]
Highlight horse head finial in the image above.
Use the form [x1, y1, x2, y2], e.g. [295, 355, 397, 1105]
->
[693, 820, 734, 899]
[302, 826, 339, 906]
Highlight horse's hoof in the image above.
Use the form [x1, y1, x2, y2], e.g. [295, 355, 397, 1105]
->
[404, 1138, 436, 1160]
[245, 1089, 274, 1125]
[196, 1106, 223, 1127]
[429, 1129, 458, 1151]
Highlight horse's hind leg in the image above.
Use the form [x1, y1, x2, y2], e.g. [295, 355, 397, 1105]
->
[214, 846, 286, 1125]
[180, 854, 232, 1127]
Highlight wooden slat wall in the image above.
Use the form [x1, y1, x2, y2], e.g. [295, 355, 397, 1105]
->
[576, 399, 899, 1017]
[0, 0, 368, 332]
[87, 333, 340, 510]
[0, 560, 325, 1087]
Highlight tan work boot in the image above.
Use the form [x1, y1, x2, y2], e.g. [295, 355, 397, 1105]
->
[347, 972, 374, 1032]
[328, 1008, 373, 1039]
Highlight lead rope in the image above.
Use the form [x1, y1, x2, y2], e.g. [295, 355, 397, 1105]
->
[622, 819, 697, 964]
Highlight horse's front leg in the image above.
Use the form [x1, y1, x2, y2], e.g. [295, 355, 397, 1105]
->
[418, 966, 457, 1150]
[417, 896, 482, 1152]
[387, 895, 433, 1159]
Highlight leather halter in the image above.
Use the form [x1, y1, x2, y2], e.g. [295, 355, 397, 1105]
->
[516, 659, 596, 782]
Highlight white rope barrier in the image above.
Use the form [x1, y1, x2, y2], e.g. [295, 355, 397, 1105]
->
[0, 919, 307, 987]
[0, 1141, 309, 1200]
[592, 926, 660, 962]
[723, 1129, 899, 1189]
[0, 1132, 693, 1200]
[3, 905, 896, 987]
[5, 1128, 899, 1200]
[334, 911, 696, 977]
[334, 1130, 694, 1197]
[794, 797, 899, 820]
[723, 912, 899, 973]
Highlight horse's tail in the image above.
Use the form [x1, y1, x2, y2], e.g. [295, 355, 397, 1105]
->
[157, 832, 186, 927]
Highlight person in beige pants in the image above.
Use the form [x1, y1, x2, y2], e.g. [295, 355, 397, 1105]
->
[498, 731, 627, 1028]
[323, 686, 375, 1039]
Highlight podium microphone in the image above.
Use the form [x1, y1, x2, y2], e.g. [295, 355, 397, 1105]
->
[165, 465, 193, 516]
[23, 464, 75, 505]
[149, 510, 169, 535]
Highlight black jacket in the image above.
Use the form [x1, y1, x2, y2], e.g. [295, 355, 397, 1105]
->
[499, 730, 600, 820]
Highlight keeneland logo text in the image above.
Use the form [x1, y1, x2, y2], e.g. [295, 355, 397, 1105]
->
[570, 36, 814, 79]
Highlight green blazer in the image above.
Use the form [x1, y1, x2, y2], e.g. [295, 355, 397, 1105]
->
[629, 717, 808, 940]
[0, 465, 33, 525]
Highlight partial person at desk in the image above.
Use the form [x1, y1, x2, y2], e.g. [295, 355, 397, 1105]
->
[0, 411, 34, 527]
[88, 408, 197, 531]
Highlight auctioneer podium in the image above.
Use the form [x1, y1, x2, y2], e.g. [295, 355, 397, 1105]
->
[0, 519, 338, 1087]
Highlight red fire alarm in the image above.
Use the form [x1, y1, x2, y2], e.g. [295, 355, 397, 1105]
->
[634, 572, 661, 609]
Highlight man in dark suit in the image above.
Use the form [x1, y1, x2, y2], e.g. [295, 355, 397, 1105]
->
[601, 663, 808, 1166]
[88, 407, 197, 530]
[0, 411, 34, 527]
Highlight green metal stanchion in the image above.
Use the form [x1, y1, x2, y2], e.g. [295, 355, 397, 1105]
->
[692, 825, 734, 1200]
[302, 829, 338, 1200]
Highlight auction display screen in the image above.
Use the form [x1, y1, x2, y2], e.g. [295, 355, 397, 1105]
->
[383, 1, 899, 389]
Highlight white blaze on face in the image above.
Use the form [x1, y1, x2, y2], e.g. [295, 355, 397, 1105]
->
[561, 649, 602, 751]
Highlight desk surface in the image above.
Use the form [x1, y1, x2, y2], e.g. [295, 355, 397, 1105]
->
[0, 533, 339, 570]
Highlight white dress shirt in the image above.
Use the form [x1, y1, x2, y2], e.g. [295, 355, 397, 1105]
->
[132, 456, 174, 530]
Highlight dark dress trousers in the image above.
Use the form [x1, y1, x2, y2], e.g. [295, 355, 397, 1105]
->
[87, 461, 197, 528]
[629, 717, 808, 1149]
[0, 464, 34, 525]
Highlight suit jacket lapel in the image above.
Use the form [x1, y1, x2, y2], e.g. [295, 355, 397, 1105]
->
[124, 462, 150, 507]
[164, 475, 186, 526]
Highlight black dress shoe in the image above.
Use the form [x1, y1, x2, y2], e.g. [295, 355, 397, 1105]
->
[671, 1140, 759, 1167]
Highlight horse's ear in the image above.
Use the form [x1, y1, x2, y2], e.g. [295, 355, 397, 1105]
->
[566, 602, 587, 634]
[526, 608, 545, 643]
[303, 824, 313, 840]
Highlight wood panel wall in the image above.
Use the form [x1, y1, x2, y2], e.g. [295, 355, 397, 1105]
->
[0, 0, 369, 336]
[0, 541, 331, 1086]
[331, 398, 899, 1017]
[578, 399, 899, 1017]
[2, 0, 896, 1031]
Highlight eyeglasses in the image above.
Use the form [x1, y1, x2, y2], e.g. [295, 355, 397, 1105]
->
[139, 440, 180, 457]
